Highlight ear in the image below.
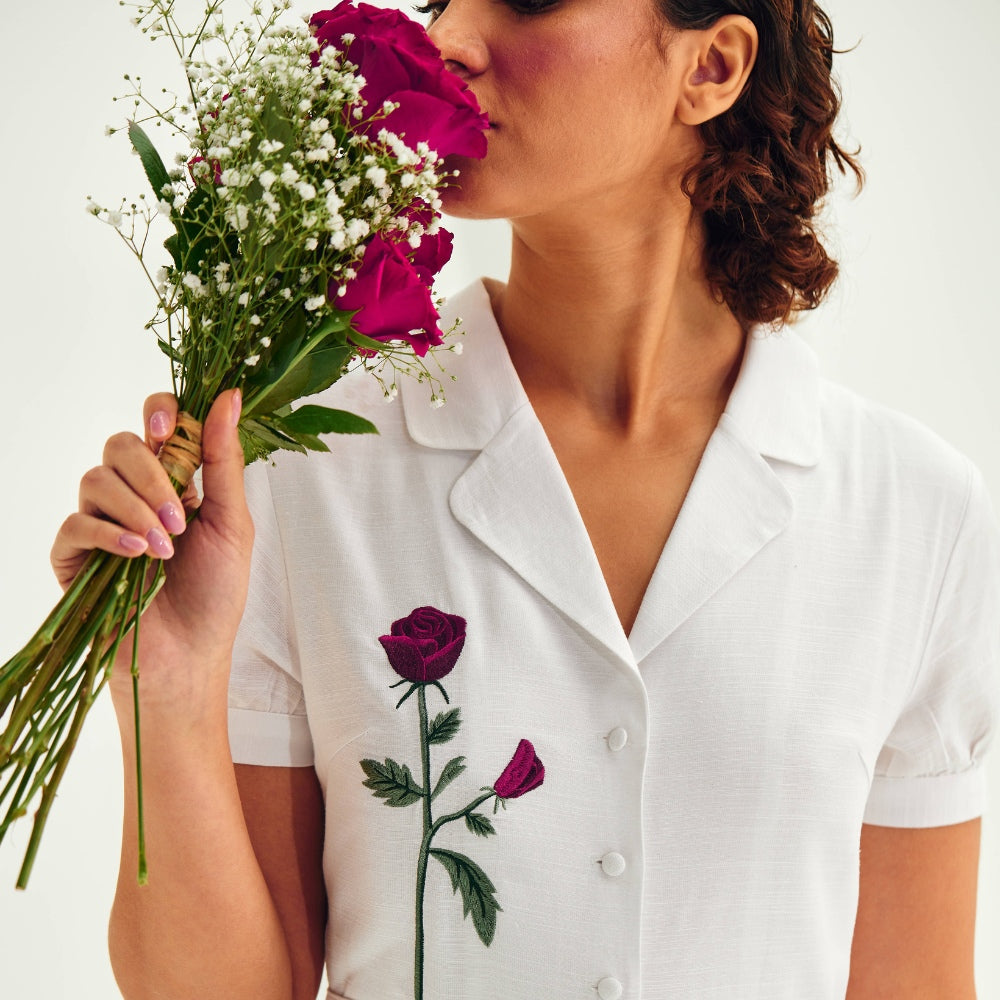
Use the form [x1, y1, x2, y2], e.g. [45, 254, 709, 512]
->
[676, 15, 758, 126]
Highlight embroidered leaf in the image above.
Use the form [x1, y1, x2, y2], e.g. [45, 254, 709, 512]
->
[430, 756, 467, 802]
[427, 707, 462, 745]
[430, 848, 502, 946]
[359, 757, 423, 807]
[464, 812, 497, 838]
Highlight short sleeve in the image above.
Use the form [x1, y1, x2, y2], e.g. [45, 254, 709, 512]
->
[864, 459, 1000, 827]
[228, 460, 314, 767]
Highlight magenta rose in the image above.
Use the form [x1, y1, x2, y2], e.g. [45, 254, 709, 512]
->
[401, 204, 454, 284]
[334, 234, 444, 356]
[379, 606, 467, 684]
[310, 2, 489, 159]
[493, 740, 545, 800]
[187, 154, 222, 186]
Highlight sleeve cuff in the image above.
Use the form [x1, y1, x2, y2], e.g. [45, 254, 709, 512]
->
[228, 707, 314, 767]
[863, 765, 987, 827]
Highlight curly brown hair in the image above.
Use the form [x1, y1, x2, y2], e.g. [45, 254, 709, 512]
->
[657, 0, 866, 330]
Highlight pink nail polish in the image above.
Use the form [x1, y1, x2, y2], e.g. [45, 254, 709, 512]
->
[146, 527, 175, 558]
[150, 411, 171, 438]
[158, 502, 186, 535]
[119, 534, 148, 554]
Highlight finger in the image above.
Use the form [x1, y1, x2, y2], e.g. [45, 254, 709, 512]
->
[51, 512, 151, 589]
[199, 389, 250, 535]
[143, 392, 180, 453]
[101, 432, 188, 542]
[78, 464, 178, 560]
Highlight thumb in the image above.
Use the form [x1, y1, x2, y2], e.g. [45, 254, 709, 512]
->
[198, 389, 247, 524]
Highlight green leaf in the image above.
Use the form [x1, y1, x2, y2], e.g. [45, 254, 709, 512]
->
[128, 121, 172, 201]
[360, 757, 423, 807]
[430, 755, 466, 802]
[280, 405, 377, 437]
[299, 346, 354, 397]
[260, 92, 295, 149]
[464, 812, 497, 838]
[241, 312, 355, 419]
[156, 338, 183, 363]
[427, 708, 462, 745]
[163, 183, 227, 270]
[430, 848, 502, 946]
[238, 418, 305, 465]
[163, 232, 184, 271]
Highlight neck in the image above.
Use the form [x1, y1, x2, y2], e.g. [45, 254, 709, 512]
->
[487, 199, 747, 437]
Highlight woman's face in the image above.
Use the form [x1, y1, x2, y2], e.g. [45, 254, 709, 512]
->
[424, 0, 700, 223]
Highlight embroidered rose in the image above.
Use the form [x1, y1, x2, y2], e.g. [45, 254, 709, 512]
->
[365, 608, 544, 994]
[334, 235, 444, 357]
[310, 2, 489, 159]
[493, 740, 545, 800]
[379, 605, 467, 683]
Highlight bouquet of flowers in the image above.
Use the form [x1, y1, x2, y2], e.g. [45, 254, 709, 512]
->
[0, 0, 488, 888]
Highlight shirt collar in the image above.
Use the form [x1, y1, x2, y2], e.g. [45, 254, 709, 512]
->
[401, 278, 822, 467]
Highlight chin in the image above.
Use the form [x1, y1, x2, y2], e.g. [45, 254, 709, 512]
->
[438, 170, 506, 221]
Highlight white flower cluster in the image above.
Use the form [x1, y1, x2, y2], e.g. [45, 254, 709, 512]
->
[103, 0, 459, 403]
[170, 18, 444, 270]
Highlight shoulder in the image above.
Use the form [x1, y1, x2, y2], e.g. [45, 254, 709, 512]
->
[818, 376, 968, 478]
[814, 371, 979, 529]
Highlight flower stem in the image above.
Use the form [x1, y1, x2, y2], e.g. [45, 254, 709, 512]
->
[15, 616, 109, 889]
[130, 557, 149, 885]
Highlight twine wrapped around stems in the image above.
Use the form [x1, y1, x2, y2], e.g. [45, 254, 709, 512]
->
[158, 412, 202, 489]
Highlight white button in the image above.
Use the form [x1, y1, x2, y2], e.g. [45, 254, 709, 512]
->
[597, 977, 623, 1000]
[607, 727, 628, 752]
[600, 851, 626, 877]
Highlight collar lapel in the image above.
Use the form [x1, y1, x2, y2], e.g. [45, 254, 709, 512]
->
[626, 414, 794, 662]
[403, 280, 635, 666]
[449, 405, 637, 666]
[403, 283, 824, 668]
[628, 328, 822, 662]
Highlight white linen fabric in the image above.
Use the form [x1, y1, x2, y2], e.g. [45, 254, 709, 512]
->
[229, 279, 1000, 1000]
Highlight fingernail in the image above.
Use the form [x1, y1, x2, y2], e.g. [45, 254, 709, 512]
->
[146, 527, 175, 558]
[150, 410, 171, 438]
[231, 389, 242, 429]
[119, 533, 148, 554]
[158, 502, 186, 535]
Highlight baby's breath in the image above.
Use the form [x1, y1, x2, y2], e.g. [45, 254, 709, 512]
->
[106, 0, 453, 418]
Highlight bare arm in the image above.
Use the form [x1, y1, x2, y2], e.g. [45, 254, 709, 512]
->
[236, 764, 328, 1000]
[109, 695, 298, 1000]
[847, 819, 981, 1000]
[52, 390, 316, 999]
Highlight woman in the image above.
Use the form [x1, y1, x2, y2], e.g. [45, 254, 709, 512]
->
[51, 1, 998, 998]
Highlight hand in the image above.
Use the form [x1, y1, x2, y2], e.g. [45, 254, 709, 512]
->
[50, 389, 254, 712]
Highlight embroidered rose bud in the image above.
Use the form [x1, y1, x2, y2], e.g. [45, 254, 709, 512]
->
[493, 740, 545, 801]
[379, 606, 466, 684]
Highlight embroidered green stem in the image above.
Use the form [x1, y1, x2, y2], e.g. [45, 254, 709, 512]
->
[413, 789, 497, 1000]
[418, 687, 432, 836]
[414, 684, 433, 1000]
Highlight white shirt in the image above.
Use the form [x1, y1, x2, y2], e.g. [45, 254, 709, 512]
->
[229, 279, 1000, 1000]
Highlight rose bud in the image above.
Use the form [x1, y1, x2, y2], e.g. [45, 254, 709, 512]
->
[493, 740, 545, 800]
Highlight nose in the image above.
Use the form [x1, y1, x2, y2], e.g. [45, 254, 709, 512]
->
[427, 3, 489, 80]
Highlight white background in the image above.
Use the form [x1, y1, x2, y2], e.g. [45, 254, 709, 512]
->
[1, 1, 998, 996]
